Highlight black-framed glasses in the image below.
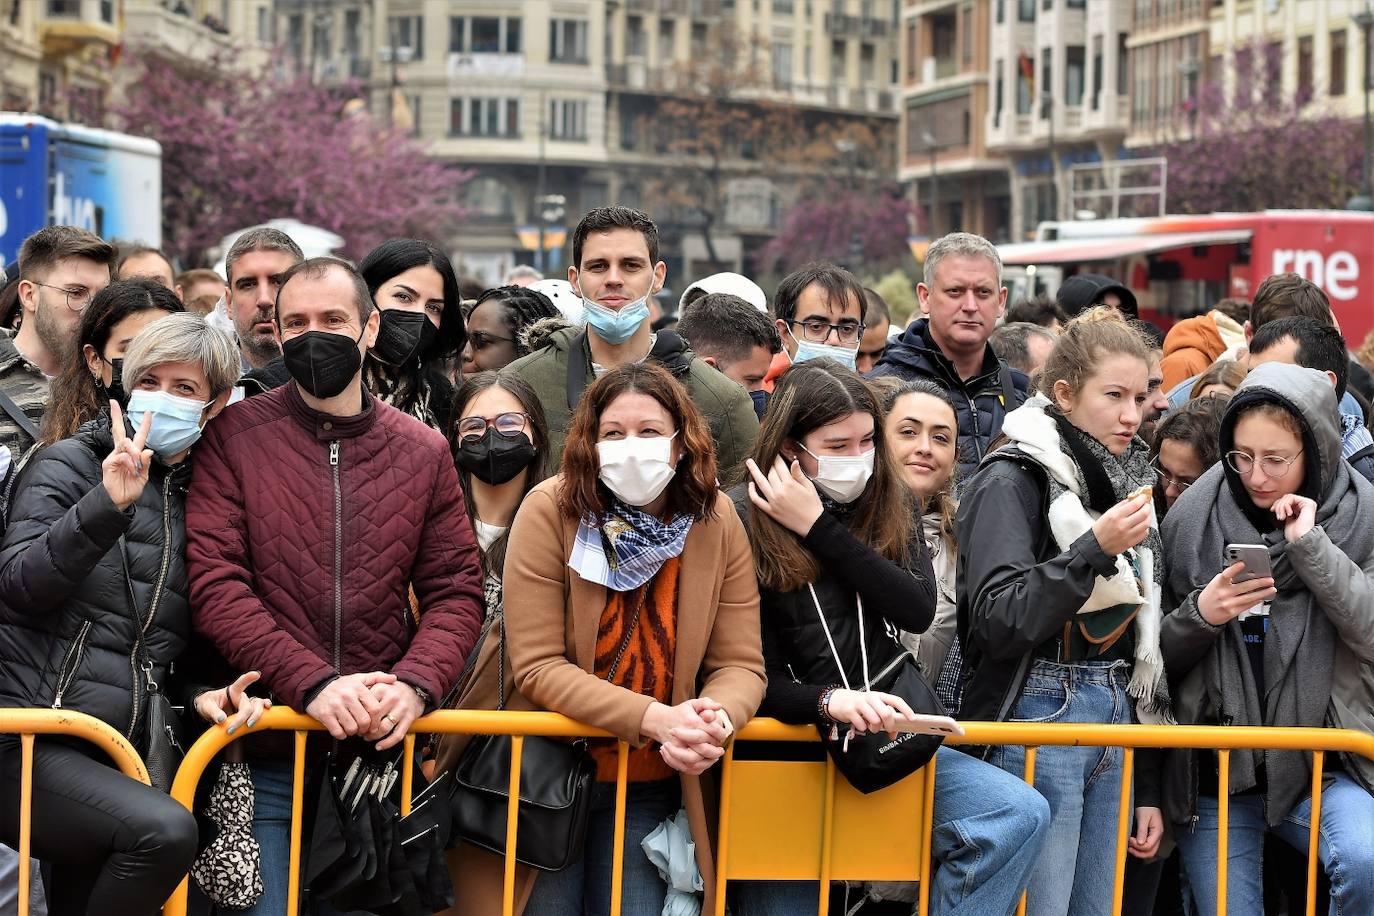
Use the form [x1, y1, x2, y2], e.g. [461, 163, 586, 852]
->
[786, 317, 866, 345]
[33, 281, 95, 312]
[1225, 449, 1303, 479]
[457, 411, 530, 441]
[1151, 458, 1194, 493]
[468, 330, 515, 351]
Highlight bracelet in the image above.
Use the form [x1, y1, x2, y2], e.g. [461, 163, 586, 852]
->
[817, 685, 840, 723]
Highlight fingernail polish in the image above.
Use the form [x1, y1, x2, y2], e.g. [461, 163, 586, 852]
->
[226, 726, 236, 736]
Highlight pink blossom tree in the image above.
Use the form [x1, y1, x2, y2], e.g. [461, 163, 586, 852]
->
[758, 186, 914, 278]
[1156, 40, 1362, 213]
[109, 48, 466, 265]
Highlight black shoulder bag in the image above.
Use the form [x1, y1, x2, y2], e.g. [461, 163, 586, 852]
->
[119, 540, 187, 793]
[451, 599, 643, 872]
[810, 585, 946, 794]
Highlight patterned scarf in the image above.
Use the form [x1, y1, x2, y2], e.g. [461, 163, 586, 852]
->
[363, 360, 439, 429]
[568, 500, 694, 592]
[999, 394, 1172, 723]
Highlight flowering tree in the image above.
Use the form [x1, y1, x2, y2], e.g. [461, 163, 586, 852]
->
[1156, 40, 1362, 213]
[758, 186, 914, 278]
[110, 48, 466, 265]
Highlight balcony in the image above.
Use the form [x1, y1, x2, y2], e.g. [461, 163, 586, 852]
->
[825, 13, 862, 37]
[38, 0, 118, 52]
[861, 16, 890, 38]
[122, 1, 238, 59]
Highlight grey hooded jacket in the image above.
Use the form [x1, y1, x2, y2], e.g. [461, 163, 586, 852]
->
[1161, 362, 1374, 825]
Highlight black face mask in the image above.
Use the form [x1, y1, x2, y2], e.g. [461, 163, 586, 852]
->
[455, 429, 538, 485]
[371, 310, 438, 367]
[94, 356, 127, 407]
[282, 328, 364, 399]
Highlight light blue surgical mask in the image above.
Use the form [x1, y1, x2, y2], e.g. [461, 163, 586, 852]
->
[580, 289, 652, 345]
[791, 335, 859, 372]
[125, 389, 211, 458]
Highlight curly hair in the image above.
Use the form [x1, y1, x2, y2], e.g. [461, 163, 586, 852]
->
[471, 285, 561, 358]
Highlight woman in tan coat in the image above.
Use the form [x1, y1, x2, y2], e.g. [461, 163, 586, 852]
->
[440, 361, 765, 916]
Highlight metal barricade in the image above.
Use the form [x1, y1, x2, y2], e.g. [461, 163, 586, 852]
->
[161, 711, 1374, 916]
[0, 708, 151, 916]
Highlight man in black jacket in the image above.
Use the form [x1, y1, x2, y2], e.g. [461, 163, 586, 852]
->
[870, 231, 1028, 483]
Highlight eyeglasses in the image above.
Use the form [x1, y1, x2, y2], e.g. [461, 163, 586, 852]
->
[33, 282, 95, 312]
[457, 411, 529, 441]
[786, 317, 865, 345]
[1225, 449, 1303, 479]
[468, 330, 515, 351]
[1151, 458, 1194, 493]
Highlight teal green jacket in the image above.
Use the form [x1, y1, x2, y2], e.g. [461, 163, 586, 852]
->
[505, 326, 758, 486]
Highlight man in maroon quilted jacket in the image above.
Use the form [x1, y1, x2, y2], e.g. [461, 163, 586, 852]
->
[186, 258, 484, 914]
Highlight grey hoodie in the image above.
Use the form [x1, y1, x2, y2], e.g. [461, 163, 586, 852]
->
[1161, 362, 1374, 825]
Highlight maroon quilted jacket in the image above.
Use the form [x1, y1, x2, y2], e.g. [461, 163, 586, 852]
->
[186, 383, 483, 709]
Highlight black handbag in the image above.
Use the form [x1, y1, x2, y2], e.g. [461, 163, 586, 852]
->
[120, 540, 185, 793]
[451, 603, 642, 872]
[809, 585, 946, 795]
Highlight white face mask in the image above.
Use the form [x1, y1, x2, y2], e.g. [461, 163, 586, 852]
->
[596, 434, 678, 506]
[791, 336, 859, 372]
[799, 443, 875, 504]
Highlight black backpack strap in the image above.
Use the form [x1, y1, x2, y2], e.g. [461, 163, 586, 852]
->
[565, 331, 592, 411]
[0, 387, 39, 442]
[996, 361, 1020, 409]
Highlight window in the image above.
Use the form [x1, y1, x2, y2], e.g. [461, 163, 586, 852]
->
[906, 23, 917, 80]
[832, 39, 847, 79]
[961, 2, 974, 65]
[1041, 48, 1052, 114]
[550, 20, 589, 63]
[288, 14, 304, 65]
[1067, 0, 1085, 7]
[994, 61, 1004, 126]
[257, 7, 272, 43]
[627, 16, 647, 57]
[100, 0, 114, 23]
[1043, 0, 1052, 9]
[46, 1, 79, 15]
[1091, 36, 1102, 109]
[905, 94, 972, 151]
[450, 98, 521, 138]
[805, 45, 814, 82]
[1066, 45, 1085, 105]
[772, 42, 793, 87]
[1332, 29, 1348, 96]
[997, 0, 1005, 23]
[389, 15, 424, 60]
[1017, 56, 1032, 114]
[860, 43, 875, 82]
[345, 10, 361, 57]
[462, 176, 515, 220]
[620, 110, 638, 150]
[1117, 33, 1129, 96]
[1018, 0, 1036, 21]
[449, 17, 522, 53]
[692, 23, 708, 59]
[658, 20, 674, 62]
[549, 99, 588, 140]
[1297, 34, 1313, 100]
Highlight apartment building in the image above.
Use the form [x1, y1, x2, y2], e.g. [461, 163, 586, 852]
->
[898, 0, 1011, 242]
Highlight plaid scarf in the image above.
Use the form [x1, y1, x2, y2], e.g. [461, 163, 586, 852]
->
[568, 500, 695, 592]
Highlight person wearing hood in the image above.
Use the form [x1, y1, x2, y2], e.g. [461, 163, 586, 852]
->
[358, 238, 467, 436]
[0, 313, 267, 916]
[1056, 273, 1165, 347]
[956, 307, 1169, 916]
[678, 270, 769, 314]
[870, 232, 1029, 485]
[1160, 361, 1374, 916]
[1158, 299, 1249, 392]
[505, 207, 757, 484]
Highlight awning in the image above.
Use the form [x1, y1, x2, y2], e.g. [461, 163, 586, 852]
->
[998, 229, 1253, 266]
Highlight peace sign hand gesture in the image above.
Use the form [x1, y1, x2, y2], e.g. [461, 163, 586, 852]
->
[102, 400, 152, 511]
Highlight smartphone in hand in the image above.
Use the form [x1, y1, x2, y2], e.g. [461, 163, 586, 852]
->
[1225, 544, 1272, 584]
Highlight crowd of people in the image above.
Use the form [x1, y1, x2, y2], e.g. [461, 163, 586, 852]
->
[0, 207, 1370, 916]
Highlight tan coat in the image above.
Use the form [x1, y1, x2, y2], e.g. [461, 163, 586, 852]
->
[437, 477, 765, 916]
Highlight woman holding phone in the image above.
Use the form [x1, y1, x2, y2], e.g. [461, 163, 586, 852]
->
[1161, 360, 1374, 915]
[731, 360, 1049, 916]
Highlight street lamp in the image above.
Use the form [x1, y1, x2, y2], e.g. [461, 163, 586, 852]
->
[922, 129, 939, 237]
[1349, 4, 1374, 211]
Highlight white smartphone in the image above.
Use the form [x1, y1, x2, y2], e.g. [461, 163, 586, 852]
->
[892, 714, 965, 737]
[1225, 544, 1272, 584]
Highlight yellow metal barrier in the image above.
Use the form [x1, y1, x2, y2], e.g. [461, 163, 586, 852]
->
[161, 711, 1374, 916]
[0, 709, 151, 916]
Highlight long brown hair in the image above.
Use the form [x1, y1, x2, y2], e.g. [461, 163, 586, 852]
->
[874, 376, 958, 553]
[559, 362, 719, 521]
[451, 368, 552, 581]
[748, 360, 916, 592]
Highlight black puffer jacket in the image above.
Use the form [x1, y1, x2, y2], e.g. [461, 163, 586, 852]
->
[0, 416, 191, 748]
[869, 319, 1029, 483]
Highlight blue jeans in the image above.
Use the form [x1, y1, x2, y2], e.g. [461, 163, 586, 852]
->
[730, 745, 1051, 916]
[987, 658, 1133, 916]
[524, 778, 682, 916]
[1174, 770, 1374, 916]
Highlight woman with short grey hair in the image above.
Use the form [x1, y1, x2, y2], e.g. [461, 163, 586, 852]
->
[0, 312, 268, 915]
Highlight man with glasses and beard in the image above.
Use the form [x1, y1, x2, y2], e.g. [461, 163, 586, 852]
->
[4, 227, 116, 466]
